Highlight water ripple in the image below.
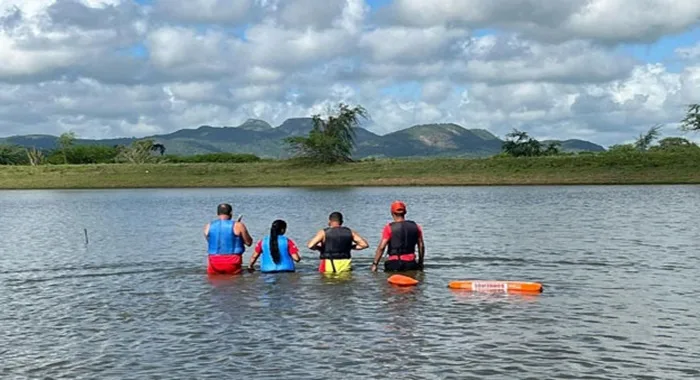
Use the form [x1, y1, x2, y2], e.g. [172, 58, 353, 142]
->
[1, 186, 699, 379]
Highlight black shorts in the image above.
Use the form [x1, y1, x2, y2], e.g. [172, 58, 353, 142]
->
[384, 259, 422, 272]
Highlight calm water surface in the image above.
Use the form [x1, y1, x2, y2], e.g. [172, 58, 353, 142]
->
[1, 186, 699, 379]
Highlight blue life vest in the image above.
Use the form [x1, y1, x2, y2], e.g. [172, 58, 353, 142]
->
[260, 235, 295, 273]
[207, 219, 245, 255]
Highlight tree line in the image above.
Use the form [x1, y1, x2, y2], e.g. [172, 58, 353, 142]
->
[0, 132, 260, 165]
[499, 104, 700, 158]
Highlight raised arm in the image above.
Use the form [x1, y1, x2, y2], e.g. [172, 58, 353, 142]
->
[351, 230, 369, 250]
[307, 230, 325, 250]
[203, 223, 210, 239]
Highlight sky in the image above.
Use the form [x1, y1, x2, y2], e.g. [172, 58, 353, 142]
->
[1, 0, 700, 147]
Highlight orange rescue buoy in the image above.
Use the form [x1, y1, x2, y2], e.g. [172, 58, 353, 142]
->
[387, 274, 418, 286]
[448, 280, 543, 293]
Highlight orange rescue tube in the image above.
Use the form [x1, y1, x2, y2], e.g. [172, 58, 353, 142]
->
[387, 274, 419, 286]
[448, 280, 543, 293]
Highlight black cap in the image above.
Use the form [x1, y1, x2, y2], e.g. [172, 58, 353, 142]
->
[217, 203, 232, 216]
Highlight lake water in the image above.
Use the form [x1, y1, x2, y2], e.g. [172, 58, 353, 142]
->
[1, 186, 699, 379]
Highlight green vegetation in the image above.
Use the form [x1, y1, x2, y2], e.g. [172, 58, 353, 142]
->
[681, 104, 700, 132]
[0, 138, 261, 166]
[58, 131, 76, 164]
[284, 103, 369, 163]
[164, 153, 261, 163]
[1, 102, 699, 188]
[1, 150, 698, 189]
[501, 129, 561, 157]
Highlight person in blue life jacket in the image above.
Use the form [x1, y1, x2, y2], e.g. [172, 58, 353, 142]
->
[247, 219, 301, 273]
[204, 203, 253, 274]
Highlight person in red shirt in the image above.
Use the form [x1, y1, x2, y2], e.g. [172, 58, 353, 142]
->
[370, 201, 424, 272]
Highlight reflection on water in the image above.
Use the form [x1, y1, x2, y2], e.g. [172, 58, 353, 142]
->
[1, 186, 699, 379]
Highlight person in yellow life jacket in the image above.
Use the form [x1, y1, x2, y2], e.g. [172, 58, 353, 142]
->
[307, 211, 369, 273]
[370, 200, 424, 272]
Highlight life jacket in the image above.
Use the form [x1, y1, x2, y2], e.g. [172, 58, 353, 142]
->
[207, 219, 245, 255]
[387, 221, 419, 256]
[320, 226, 353, 260]
[260, 235, 295, 273]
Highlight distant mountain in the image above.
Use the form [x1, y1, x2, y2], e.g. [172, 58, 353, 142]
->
[0, 119, 606, 158]
[354, 123, 504, 158]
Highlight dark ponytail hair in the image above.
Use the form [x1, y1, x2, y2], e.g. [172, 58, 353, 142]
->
[269, 219, 287, 264]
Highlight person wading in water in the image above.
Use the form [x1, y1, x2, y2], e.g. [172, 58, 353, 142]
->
[307, 211, 369, 273]
[247, 219, 301, 273]
[204, 203, 253, 274]
[370, 201, 424, 272]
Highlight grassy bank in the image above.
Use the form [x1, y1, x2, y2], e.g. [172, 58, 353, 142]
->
[1, 152, 699, 189]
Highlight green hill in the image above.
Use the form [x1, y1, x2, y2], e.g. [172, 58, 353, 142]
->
[0, 119, 606, 158]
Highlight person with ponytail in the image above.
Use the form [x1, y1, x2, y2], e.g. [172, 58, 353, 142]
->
[247, 219, 301, 273]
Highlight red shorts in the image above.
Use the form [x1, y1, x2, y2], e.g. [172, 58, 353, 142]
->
[388, 253, 416, 261]
[207, 254, 243, 275]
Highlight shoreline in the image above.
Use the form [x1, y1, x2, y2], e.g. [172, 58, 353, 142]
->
[1, 155, 699, 189]
[1, 182, 699, 191]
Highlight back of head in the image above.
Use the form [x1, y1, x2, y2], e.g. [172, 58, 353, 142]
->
[328, 211, 344, 225]
[217, 203, 233, 217]
[271, 219, 287, 235]
[269, 219, 287, 264]
[390, 200, 407, 218]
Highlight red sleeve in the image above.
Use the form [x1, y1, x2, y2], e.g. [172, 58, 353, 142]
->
[287, 239, 299, 256]
[254, 240, 262, 254]
[382, 224, 392, 240]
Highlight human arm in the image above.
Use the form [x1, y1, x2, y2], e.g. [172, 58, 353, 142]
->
[371, 238, 389, 272]
[235, 222, 253, 247]
[288, 239, 301, 262]
[247, 240, 262, 271]
[351, 230, 369, 250]
[417, 225, 425, 269]
[370, 225, 391, 272]
[203, 223, 210, 239]
[307, 230, 324, 251]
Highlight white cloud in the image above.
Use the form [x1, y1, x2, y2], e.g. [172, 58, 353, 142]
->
[384, 0, 700, 44]
[0, 0, 699, 148]
[152, 0, 253, 24]
[451, 36, 637, 84]
[359, 26, 469, 62]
